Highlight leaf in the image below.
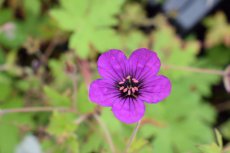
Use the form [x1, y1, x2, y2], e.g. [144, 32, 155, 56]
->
[69, 30, 91, 59]
[128, 139, 148, 153]
[198, 143, 222, 153]
[100, 108, 126, 149]
[204, 12, 230, 48]
[100, 108, 123, 133]
[44, 86, 71, 106]
[23, 0, 41, 17]
[0, 113, 33, 153]
[198, 130, 223, 153]
[152, 15, 200, 78]
[47, 112, 79, 153]
[47, 112, 77, 137]
[215, 129, 223, 148]
[220, 120, 230, 140]
[48, 59, 72, 89]
[80, 132, 103, 153]
[50, 0, 124, 58]
[0, 48, 5, 64]
[0, 74, 12, 101]
[0, 123, 19, 153]
[144, 74, 217, 153]
[123, 31, 147, 55]
[77, 82, 95, 113]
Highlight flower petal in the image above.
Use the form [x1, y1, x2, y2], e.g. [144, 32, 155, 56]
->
[98, 49, 128, 81]
[112, 99, 145, 124]
[89, 79, 120, 107]
[139, 75, 171, 103]
[129, 48, 161, 81]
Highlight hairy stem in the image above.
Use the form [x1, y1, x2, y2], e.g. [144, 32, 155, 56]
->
[162, 64, 225, 76]
[125, 119, 142, 153]
[94, 114, 116, 153]
[0, 107, 73, 115]
[70, 74, 78, 111]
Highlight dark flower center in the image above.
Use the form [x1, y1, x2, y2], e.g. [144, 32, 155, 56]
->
[117, 75, 140, 99]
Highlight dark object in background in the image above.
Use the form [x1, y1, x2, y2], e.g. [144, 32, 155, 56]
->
[163, 0, 220, 35]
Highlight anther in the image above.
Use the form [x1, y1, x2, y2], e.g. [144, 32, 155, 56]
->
[128, 90, 131, 95]
[119, 81, 124, 85]
[134, 87, 138, 91]
[126, 75, 131, 79]
[131, 87, 135, 93]
[119, 86, 124, 90]
[123, 88, 128, 93]
[132, 78, 139, 83]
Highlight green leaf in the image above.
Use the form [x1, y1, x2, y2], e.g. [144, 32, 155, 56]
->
[0, 74, 12, 101]
[0, 114, 34, 153]
[220, 120, 230, 140]
[152, 15, 200, 79]
[198, 130, 223, 153]
[44, 86, 71, 106]
[0, 48, 5, 64]
[46, 112, 79, 153]
[77, 82, 95, 113]
[100, 108, 123, 133]
[215, 129, 223, 148]
[122, 31, 146, 55]
[50, 0, 124, 58]
[48, 59, 72, 89]
[128, 139, 148, 153]
[23, 0, 41, 17]
[69, 30, 91, 59]
[204, 12, 230, 47]
[47, 112, 77, 137]
[80, 132, 103, 153]
[198, 143, 222, 153]
[144, 75, 217, 153]
[0, 124, 19, 153]
[0, 9, 13, 24]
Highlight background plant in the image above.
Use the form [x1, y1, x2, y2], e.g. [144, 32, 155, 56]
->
[0, 0, 229, 153]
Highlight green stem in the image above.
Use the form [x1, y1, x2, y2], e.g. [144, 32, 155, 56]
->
[125, 119, 142, 153]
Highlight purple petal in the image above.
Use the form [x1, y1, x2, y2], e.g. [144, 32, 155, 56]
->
[140, 75, 171, 103]
[112, 99, 145, 124]
[129, 48, 161, 81]
[89, 79, 120, 107]
[98, 49, 128, 81]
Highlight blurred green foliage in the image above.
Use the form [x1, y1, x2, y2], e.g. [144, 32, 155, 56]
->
[0, 0, 229, 153]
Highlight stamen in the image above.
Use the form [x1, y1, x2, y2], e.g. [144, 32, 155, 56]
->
[119, 81, 124, 85]
[132, 78, 139, 83]
[128, 90, 131, 95]
[123, 88, 128, 93]
[131, 87, 135, 93]
[119, 86, 124, 90]
[132, 94, 137, 98]
[126, 75, 131, 79]
[118, 75, 140, 99]
[134, 87, 138, 91]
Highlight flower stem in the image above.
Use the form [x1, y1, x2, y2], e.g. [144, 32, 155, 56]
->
[94, 114, 116, 153]
[162, 64, 225, 76]
[70, 74, 78, 112]
[125, 119, 142, 153]
[0, 107, 72, 115]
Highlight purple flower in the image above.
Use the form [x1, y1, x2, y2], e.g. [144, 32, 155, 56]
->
[89, 48, 171, 124]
